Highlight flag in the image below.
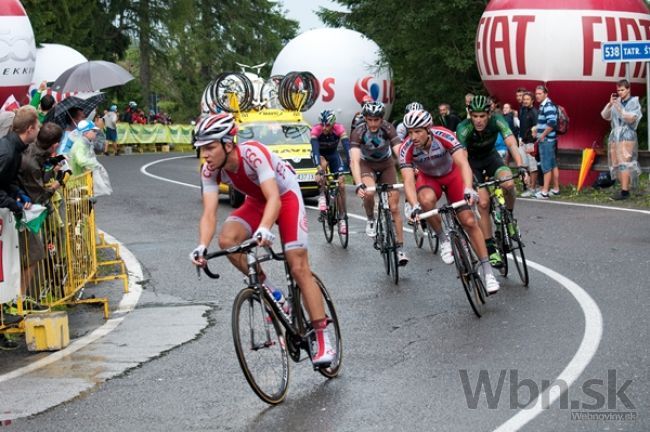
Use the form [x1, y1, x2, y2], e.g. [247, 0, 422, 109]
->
[17, 204, 49, 234]
[1, 95, 20, 112]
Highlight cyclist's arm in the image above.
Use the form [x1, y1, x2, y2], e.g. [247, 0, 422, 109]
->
[451, 148, 474, 190]
[310, 136, 321, 166]
[341, 137, 351, 166]
[401, 167, 417, 207]
[350, 147, 363, 186]
[504, 134, 524, 167]
[258, 178, 281, 231]
[199, 190, 219, 248]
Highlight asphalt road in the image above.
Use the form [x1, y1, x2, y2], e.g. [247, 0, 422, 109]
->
[8, 153, 649, 431]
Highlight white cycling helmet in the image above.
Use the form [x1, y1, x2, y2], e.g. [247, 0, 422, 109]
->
[361, 101, 385, 118]
[403, 109, 433, 129]
[404, 101, 423, 113]
[194, 113, 238, 147]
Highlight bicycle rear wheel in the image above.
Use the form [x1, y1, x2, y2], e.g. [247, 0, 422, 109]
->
[232, 287, 289, 405]
[312, 273, 343, 378]
[504, 215, 529, 287]
[321, 193, 334, 243]
[450, 233, 484, 317]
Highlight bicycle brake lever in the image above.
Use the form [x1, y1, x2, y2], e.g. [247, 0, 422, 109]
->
[196, 264, 201, 280]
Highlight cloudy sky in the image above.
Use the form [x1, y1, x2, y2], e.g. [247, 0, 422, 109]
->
[278, 0, 349, 34]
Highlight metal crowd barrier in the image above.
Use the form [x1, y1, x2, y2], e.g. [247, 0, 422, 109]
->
[0, 171, 127, 336]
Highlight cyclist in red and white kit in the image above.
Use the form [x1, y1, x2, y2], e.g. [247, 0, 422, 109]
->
[399, 110, 499, 294]
[189, 113, 336, 366]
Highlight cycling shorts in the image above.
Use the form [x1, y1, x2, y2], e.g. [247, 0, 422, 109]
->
[469, 152, 510, 182]
[359, 157, 398, 184]
[321, 150, 345, 173]
[416, 164, 468, 205]
[226, 189, 308, 251]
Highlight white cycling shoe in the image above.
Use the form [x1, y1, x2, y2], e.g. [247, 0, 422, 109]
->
[484, 273, 500, 294]
[440, 240, 454, 264]
[311, 326, 336, 367]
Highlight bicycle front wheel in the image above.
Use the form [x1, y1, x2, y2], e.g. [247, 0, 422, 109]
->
[321, 195, 334, 243]
[413, 220, 424, 248]
[232, 287, 289, 405]
[450, 233, 484, 317]
[426, 224, 439, 255]
[384, 210, 399, 284]
[337, 213, 349, 249]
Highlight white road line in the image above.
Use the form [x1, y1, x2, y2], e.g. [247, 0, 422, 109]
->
[520, 197, 650, 215]
[139, 157, 605, 431]
[140, 155, 200, 189]
[0, 232, 143, 384]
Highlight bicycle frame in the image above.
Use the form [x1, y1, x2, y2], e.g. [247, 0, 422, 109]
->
[203, 240, 308, 341]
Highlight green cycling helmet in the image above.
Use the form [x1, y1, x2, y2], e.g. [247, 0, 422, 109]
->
[468, 95, 490, 113]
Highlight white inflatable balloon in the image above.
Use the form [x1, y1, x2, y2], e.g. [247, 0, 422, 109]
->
[32, 43, 87, 85]
[272, 28, 394, 132]
[0, 0, 36, 105]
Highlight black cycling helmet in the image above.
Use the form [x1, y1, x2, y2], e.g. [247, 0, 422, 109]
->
[468, 95, 490, 113]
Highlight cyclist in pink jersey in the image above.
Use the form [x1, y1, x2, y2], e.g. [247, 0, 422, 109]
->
[399, 110, 499, 294]
[310, 109, 351, 234]
[189, 113, 336, 366]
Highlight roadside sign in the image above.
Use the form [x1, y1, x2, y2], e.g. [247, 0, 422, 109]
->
[602, 41, 650, 62]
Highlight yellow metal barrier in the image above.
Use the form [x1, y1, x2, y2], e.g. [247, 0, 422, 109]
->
[1, 171, 128, 339]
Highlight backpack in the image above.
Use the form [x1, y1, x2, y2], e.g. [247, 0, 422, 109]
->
[554, 104, 569, 135]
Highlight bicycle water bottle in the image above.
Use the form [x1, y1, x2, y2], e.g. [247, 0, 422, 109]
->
[272, 290, 292, 315]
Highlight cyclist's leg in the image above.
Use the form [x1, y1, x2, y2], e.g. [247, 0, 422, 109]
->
[495, 164, 515, 211]
[415, 174, 443, 235]
[278, 189, 335, 364]
[359, 159, 376, 219]
[219, 198, 263, 274]
[316, 155, 329, 210]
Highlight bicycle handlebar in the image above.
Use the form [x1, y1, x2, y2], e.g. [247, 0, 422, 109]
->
[417, 199, 468, 220]
[475, 174, 523, 189]
[322, 171, 350, 179]
[365, 183, 404, 193]
[199, 237, 285, 280]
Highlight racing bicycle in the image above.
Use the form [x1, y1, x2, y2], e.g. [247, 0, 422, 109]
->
[318, 171, 349, 248]
[367, 183, 403, 285]
[475, 176, 529, 286]
[418, 200, 488, 317]
[199, 238, 342, 404]
[411, 214, 439, 254]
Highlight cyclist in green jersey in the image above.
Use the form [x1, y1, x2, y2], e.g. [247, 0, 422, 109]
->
[456, 95, 528, 268]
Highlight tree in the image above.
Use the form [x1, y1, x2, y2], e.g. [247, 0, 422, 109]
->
[318, 0, 488, 119]
[21, 0, 130, 61]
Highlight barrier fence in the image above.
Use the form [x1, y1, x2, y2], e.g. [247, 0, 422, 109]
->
[0, 171, 127, 340]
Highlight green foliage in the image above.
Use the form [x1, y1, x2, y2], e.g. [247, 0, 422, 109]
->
[20, 0, 297, 123]
[318, 0, 488, 120]
[22, 0, 129, 61]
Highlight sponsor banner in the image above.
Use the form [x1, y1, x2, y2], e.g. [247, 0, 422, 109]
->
[0, 209, 20, 304]
[116, 124, 193, 145]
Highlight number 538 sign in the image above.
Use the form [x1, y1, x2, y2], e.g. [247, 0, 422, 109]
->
[602, 41, 650, 62]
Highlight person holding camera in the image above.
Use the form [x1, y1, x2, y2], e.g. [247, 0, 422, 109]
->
[601, 79, 642, 200]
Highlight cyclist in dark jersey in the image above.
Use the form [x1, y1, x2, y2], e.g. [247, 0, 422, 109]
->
[456, 95, 528, 268]
[350, 101, 409, 266]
